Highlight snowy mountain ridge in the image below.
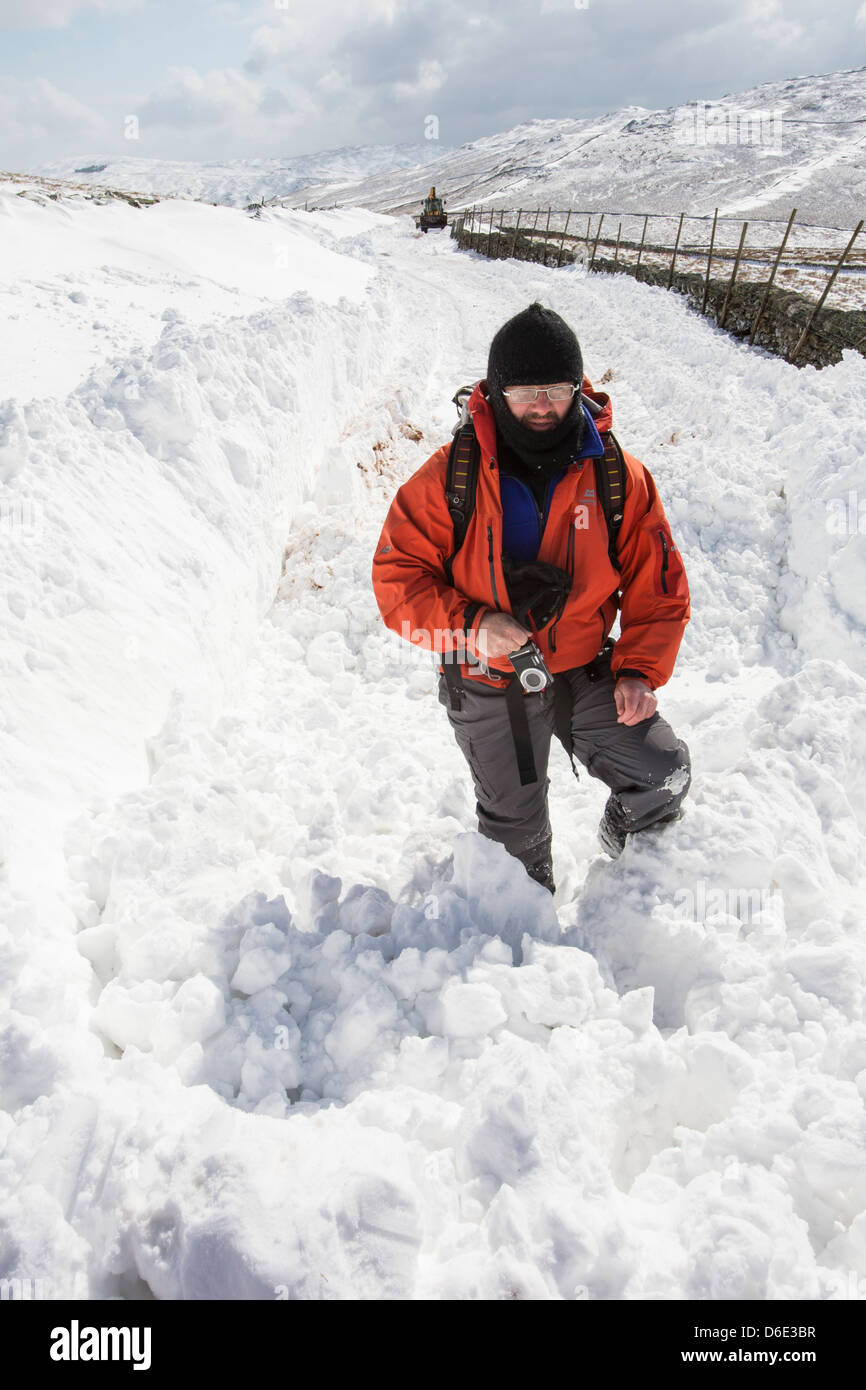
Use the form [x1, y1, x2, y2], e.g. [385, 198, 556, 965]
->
[290, 64, 866, 226]
[30, 141, 443, 209]
[27, 64, 866, 226]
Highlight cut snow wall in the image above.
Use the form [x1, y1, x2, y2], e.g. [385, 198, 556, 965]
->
[0, 268, 407, 873]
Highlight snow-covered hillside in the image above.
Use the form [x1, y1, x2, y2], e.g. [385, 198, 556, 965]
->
[24, 65, 866, 234]
[227, 65, 866, 229]
[2, 190, 866, 1300]
[31, 142, 441, 209]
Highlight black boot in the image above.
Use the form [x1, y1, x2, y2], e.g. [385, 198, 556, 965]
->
[523, 841, 556, 894]
[597, 796, 629, 859]
[598, 797, 684, 859]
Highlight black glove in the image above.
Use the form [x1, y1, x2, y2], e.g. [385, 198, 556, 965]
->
[501, 554, 572, 630]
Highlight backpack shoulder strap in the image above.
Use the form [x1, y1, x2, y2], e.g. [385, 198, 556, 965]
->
[595, 429, 626, 573]
[443, 386, 482, 585]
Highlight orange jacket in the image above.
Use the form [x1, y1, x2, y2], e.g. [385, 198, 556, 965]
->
[371, 379, 689, 691]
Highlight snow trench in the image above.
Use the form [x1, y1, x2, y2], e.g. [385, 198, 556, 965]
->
[2, 209, 866, 1301]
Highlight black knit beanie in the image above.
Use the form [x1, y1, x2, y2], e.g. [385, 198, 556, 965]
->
[488, 302, 583, 394]
[487, 303, 585, 472]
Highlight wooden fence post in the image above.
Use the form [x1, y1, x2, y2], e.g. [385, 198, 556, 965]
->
[540, 207, 552, 264]
[719, 221, 749, 329]
[509, 209, 523, 258]
[613, 221, 622, 270]
[494, 208, 505, 258]
[590, 213, 605, 270]
[749, 207, 797, 345]
[556, 209, 572, 267]
[788, 218, 864, 364]
[667, 213, 685, 289]
[636, 214, 648, 272]
[486, 208, 496, 256]
[701, 207, 719, 314]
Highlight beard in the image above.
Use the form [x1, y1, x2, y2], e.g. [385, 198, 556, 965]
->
[522, 410, 559, 429]
[490, 388, 586, 472]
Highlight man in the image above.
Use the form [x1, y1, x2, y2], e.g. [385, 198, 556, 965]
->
[372, 302, 690, 894]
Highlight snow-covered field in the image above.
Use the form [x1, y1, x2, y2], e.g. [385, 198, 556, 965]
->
[2, 189, 866, 1301]
[0, 190, 375, 401]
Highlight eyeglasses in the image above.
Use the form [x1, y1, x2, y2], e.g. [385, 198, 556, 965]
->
[501, 384, 578, 403]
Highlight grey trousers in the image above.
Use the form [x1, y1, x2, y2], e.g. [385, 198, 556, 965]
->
[438, 644, 691, 871]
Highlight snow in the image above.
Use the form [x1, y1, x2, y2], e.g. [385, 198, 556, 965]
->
[33, 144, 440, 208]
[1, 184, 866, 1302]
[187, 67, 866, 230]
[0, 192, 382, 400]
[24, 67, 866, 234]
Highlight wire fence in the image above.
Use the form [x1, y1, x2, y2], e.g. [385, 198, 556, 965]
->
[449, 206, 866, 369]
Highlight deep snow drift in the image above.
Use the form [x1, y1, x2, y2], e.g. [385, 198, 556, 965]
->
[1, 192, 866, 1301]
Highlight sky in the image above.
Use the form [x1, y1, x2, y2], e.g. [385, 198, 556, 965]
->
[1, 0, 865, 170]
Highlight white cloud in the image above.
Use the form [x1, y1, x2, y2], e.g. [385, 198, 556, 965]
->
[742, 0, 804, 46]
[134, 63, 320, 152]
[393, 60, 446, 102]
[0, 75, 103, 135]
[141, 66, 270, 128]
[105, 0, 866, 161]
[0, 76, 107, 167]
[0, 0, 141, 30]
[2, 0, 862, 167]
[317, 69, 351, 96]
[118, 2, 441, 154]
[245, 1, 411, 75]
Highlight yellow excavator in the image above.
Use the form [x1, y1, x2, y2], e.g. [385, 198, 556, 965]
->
[418, 186, 447, 233]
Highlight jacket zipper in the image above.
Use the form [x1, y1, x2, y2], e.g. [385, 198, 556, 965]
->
[548, 512, 576, 653]
[487, 524, 500, 607]
[658, 529, 669, 594]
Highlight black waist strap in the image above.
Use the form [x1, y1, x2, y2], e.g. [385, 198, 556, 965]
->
[444, 656, 610, 788]
[505, 676, 539, 785]
[552, 672, 576, 772]
[442, 659, 464, 710]
[442, 658, 539, 785]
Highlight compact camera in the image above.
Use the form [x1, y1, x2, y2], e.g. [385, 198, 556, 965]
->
[507, 640, 553, 693]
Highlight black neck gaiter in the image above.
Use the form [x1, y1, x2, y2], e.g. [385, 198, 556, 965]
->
[491, 390, 586, 476]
